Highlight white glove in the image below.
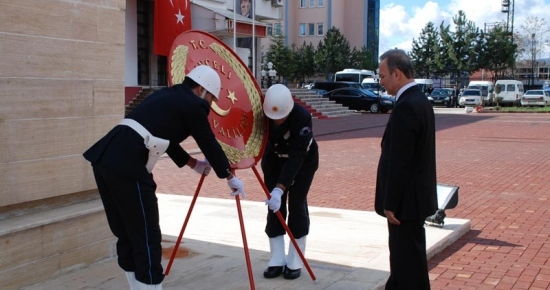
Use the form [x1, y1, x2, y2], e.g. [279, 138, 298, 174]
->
[228, 176, 246, 199]
[193, 159, 211, 176]
[266, 187, 283, 213]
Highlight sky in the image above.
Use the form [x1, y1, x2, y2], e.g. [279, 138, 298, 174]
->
[379, 0, 550, 55]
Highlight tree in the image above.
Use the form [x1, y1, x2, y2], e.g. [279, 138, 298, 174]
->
[350, 46, 378, 71]
[483, 23, 517, 79]
[439, 11, 480, 85]
[517, 17, 550, 85]
[314, 27, 352, 79]
[517, 16, 549, 61]
[266, 33, 294, 83]
[292, 41, 316, 84]
[410, 22, 439, 78]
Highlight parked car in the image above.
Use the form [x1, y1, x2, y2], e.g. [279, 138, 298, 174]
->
[520, 90, 550, 107]
[310, 81, 361, 95]
[468, 81, 494, 105]
[459, 89, 483, 107]
[428, 88, 453, 107]
[322, 87, 395, 113]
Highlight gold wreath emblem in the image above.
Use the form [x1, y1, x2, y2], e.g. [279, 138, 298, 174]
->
[170, 43, 265, 164]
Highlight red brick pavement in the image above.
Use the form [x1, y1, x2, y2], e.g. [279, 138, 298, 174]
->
[152, 111, 550, 290]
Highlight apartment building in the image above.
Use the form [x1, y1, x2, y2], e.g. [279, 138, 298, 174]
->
[278, 0, 380, 66]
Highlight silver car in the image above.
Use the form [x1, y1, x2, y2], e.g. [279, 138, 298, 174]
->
[459, 89, 483, 107]
[520, 90, 550, 107]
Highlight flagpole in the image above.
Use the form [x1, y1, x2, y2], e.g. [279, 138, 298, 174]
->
[233, 0, 237, 51]
[252, 0, 256, 77]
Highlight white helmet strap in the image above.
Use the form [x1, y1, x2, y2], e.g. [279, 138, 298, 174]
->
[200, 88, 207, 99]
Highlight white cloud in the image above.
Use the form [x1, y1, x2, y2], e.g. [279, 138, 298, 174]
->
[379, 0, 550, 55]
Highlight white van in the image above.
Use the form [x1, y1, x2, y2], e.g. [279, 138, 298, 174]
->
[361, 78, 381, 95]
[334, 69, 376, 83]
[494, 80, 524, 106]
[467, 81, 494, 105]
[415, 79, 434, 96]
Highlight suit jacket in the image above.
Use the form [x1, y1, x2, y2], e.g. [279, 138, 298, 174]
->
[83, 84, 232, 182]
[453, 89, 459, 97]
[375, 85, 438, 221]
[261, 104, 319, 189]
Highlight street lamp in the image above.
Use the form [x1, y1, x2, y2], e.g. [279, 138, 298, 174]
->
[260, 69, 266, 88]
[267, 62, 277, 88]
[531, 33, 536, 87]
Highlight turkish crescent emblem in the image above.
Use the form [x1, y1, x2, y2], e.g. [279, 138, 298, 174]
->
[211, 101, 231, 116]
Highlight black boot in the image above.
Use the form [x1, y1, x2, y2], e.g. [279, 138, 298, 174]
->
[263, 266, 284, 278]
[283, 267, 301, 279]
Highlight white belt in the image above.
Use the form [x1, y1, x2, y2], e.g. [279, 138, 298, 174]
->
[119, 119, 170, 173]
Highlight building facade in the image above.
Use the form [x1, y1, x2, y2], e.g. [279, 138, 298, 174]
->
[0, 0, 282, 288]
[280, 0, 379, 67]
[126, 0, 283, 101]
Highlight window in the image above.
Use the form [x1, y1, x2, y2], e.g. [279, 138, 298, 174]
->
[309, 0, 315, 7]
[299, 23, 306, 36]
[308, 23, 315, 36]
[317, 23, 324, 35]
[318, 0, 324, 7]
[506, 84, 515, 92]
[300, 0, 306, 8]
[340, 90, 354, 96]
[274, 23, 282, 36]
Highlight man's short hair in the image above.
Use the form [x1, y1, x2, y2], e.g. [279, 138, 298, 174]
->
[379, 49, 415, 79]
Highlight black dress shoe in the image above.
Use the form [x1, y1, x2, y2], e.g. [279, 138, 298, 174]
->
[283, 267, 301, 279]
[263, 266, 284, 278]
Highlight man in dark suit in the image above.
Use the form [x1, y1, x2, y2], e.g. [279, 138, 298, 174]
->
[451, 85, 459, 108]
[83, 65, 246, 290]
[375, 49, 438, 290]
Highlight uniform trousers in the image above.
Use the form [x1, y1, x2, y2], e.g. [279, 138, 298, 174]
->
[92, 164, 164, 285]
[386, 218, 430, 290]
[264, 163, 317, 239]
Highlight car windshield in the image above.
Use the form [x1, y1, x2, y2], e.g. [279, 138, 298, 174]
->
[525, 90, 543, 95]
[334, 74, 360, 82]
[430, 89, 446, 96]
[463, 90, 480, 96]
[362, 83, 380, 90]
[468, 85, 489, 95]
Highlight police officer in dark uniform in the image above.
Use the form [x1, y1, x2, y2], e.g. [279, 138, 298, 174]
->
[261, 84, 319, 280]
[83, 65, 245, 290]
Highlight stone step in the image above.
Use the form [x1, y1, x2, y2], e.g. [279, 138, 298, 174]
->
[0, 198, 115, 289]
[300, 98, 334, 103]
[306, 101, 339, 108]
[297, 96, 328, 101]
[316, 107, 356, 113]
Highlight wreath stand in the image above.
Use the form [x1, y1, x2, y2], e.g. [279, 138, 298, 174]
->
[164, 166, 317, 290]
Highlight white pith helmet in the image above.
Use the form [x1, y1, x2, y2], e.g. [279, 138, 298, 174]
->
[263, 84, 294, 119]
[186, 65, 221, 99]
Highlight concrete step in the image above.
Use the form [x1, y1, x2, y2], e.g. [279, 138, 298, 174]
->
[313, 106, 354, 113]
[298, 96, 327, 101]
[306, 102, 339, 108]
